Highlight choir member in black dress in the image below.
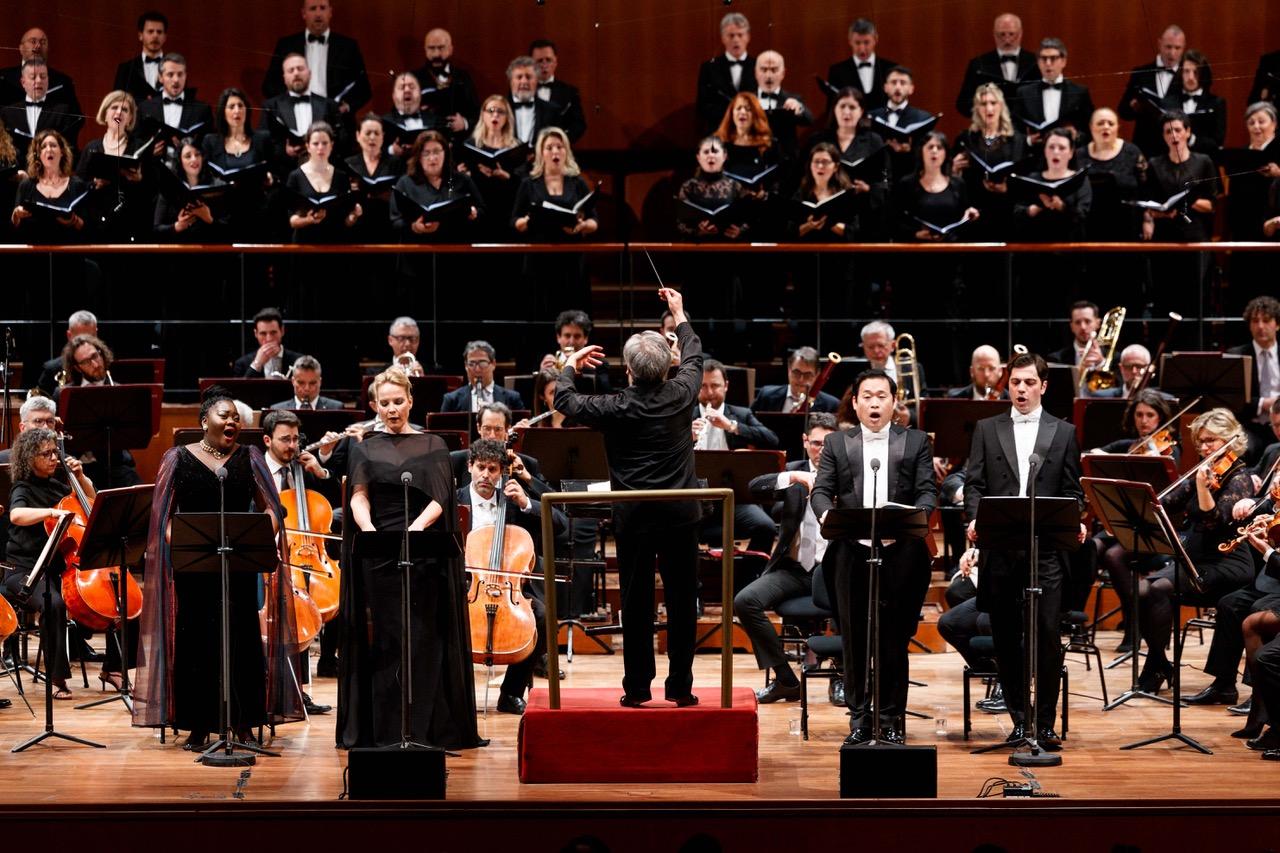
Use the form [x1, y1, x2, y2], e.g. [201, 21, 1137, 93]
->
[1173, 51, 1227, 159]
[10, 129, 88, 243]
[787, 143, 855, 241]
[1228, 102, 1280, 242]
[263, 0, 372, 114]
[154, 138, 225, 242]
[806, 88, 890, 240]
[285, 121, 362, 243]
[1144, 112, 1218, 309]
[337, 369, 484, 749]
[0, 119, 19, 238]
[1117, 25, 1186, 158]
[1075, 108, 1148, 241]
[695, 12, 755, 135]
[675, 136, 748, 242]
[1012, 128, 1091, 241]
[3, 427, 91, 700]
[201, 88, 275, 241]
[460, 94, 523, 241]
[714, 93, 780, 237]
[390, 129, 481, 242]
[342, 112, 401, 243]
[77, 91, 155, 242]
[952, 82, 1027, 240]
[113, 11, 167, 103]
[530, 39, 587, 144]
[131, 389, 303, 746]
[826, 18, 896, 112]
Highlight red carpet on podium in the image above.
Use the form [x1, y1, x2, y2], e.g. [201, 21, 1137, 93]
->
[518, 687, 759, 783]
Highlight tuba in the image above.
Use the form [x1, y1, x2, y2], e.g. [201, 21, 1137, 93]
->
[1080, 306, 1126, 393]
[893, 333, 922, 407]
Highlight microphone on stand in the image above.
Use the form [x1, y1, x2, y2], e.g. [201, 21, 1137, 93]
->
[216, 466, 228, 482]
[401, 471, 413, 485]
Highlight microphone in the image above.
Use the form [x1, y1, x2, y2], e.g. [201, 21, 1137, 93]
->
[870, 458, 881, 472]
[401, 471, 413, 485]
[1028, 453, 1041, 468]
[215, 466, 227, 481]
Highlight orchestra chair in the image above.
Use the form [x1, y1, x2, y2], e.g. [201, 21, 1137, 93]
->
[1180, 606, 1216, 648]
[798, 562, 841, 740]
[762, 568, 834, 690]
[1061, 609, 1108, 706]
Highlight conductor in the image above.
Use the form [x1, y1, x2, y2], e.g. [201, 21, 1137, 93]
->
[554, 288, 704, 707]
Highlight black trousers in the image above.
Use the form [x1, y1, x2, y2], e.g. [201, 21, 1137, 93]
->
[937, 596, 993, 672]
[1253, 633, 1280, 730]
[1205, 585, 1278, 686]
[3, 568, 71, 681]
[500, 580, 547, 698]
[733, 561, 812, 672]
[615, 520, 699, 701]
[832, 540, 931, 730]
[985, 551, 1064, 730]
[699, 503, 778, 558]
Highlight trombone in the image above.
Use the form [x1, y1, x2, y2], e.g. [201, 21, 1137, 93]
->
[1079, 306, 1126, 393]
[893, 333, 921, 407]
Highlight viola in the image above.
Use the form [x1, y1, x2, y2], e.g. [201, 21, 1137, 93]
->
[464, 439, 537, 667]
[278, 453, 341, 622]
[44, 432, 142, 632]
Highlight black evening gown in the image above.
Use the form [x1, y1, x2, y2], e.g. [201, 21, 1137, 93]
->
[336, 432, 484, 750]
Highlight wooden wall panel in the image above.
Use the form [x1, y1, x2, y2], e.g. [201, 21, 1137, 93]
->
[2, 1, 1276, 152]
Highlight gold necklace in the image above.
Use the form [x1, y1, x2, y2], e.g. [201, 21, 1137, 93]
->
[199, 440, 227, 459]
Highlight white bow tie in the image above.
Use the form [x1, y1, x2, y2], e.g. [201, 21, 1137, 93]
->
[863, 430, 888, 442]
[1012, 413, 1039, 425]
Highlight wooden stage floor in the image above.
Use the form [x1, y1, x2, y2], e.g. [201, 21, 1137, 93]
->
[2, 628, 1278, 806]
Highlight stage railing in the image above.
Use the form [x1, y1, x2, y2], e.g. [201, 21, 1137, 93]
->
[539, 487, 735, 710]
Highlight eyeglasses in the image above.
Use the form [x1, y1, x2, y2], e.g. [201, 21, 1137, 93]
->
[37, 449, 61, 459]
[483, 107, 505, 115]
[466, 360, 492, 369]
[75, 351, 103, 367]
[478, 425, 506, 437]
[390, 334, 419, 344]
[789, 368, 817, 380]
[803, 438, 825, 448]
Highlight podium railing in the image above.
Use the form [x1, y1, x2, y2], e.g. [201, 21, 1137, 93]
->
[539, 486, 735, 710]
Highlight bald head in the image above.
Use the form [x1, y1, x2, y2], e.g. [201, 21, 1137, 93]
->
[755, 50, 786, 91]
[424, 28, 453, 71]
[993, 14, 1022, 51]
[970, 345, 1003, 393]
[19, 28, 48, 61]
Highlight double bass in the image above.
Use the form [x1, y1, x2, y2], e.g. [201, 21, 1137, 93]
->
[278, 449, 341, 622]
[45, 432, 142, 632]
[464, 442, 537, 667]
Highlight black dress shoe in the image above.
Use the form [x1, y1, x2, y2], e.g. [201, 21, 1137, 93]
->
[619, 694, 650, 708]
[496, 693, 527, 715]
[1004, 723, 1027, 743]
[756, 680, 801, 704]
[315, 658, 339, 678]
[1115, 635, 1134, 654]
[302, 693, 332, 715]
[183, 731, 210, 751]
[1247, 728, 1280, 751]
[879, 727, 905, 745]
[976, 695, 1007, 713]
[0, 697, 11, 709]
[1183, 683, 1239, 705]
[1137, 664, 1172, 695]
[669, 694, 699, 708]
[829, 678, 845, 706]
[844, 727, 872, 745]
[1038, 728, 1063, 751]
[532, 654, 566, 680]
[1232, 722, 1264, 740]
[1229, 697, 1252, 716]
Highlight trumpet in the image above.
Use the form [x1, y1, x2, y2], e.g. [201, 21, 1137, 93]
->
[893, 333, 921, 407]
[553, 347, 576, 370]
[393, 352, 424, 377]
[1079, 306, 1126, 393]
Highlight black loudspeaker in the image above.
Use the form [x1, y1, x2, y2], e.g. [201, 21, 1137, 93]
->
[346, 746, 447, 800]
[839, 743, 937, 798]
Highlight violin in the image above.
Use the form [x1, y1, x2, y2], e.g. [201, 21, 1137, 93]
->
[1131, 427, 1176, 457]
[1204, 447, 1240, 491]
[464, 436, 537, 667]
[44, 432, 143, 632]
[278, 449, 341, 623]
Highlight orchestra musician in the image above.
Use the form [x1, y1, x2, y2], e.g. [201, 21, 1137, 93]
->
[1236, 526, 1280, 752]
[440, 341, 524, 412]
[539, 309, 609, 393]
[810, 369, 937, 745]
[751, 347, 839, 414]
[1046, 300, 1103, 368]
[1229, 296, 1280, 463]
[964, 352, 1084, 749]
[946, 345, 1006, 400]
[131, 387, 303, 748]
[336, 368, 484, 749]
[55, 333, 142, 488]
[232, 307, 303, 378]
[268, 355, 344, 410]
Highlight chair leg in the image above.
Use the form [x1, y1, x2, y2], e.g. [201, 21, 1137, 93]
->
[1092, 647, 1108, 706]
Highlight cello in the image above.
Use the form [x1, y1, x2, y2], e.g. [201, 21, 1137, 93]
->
[464, 442, 538, 667]
[278, 448, 341, 622]
[45, 432, 143, 632]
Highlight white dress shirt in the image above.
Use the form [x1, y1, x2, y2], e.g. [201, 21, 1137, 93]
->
[696, 403, 729, 450]
[876, 360, 898, 383]
[1182, 88, 1203, 115]
[398, 110, 424, 131]
[1011, 405, 1042, 496]
[1041, 76, 1064, 124]
[469, 483, 530, 527]
[998, 51, 1019, 83]
[25, 100, 43, 134]
[266, 454, 291, 495]
[292, 396, 316, 409]
[1256, 340, 1279, 420]
[305, 29, 331, 97]
[860, 424, 891, 508]
[782, 389, 805, 414]
[857, 54, 877, 94]
[725, 52, 747, 89]
[1153, 55, 1177, 98]
[163, 91, 185, 128]
[142, 53, 161, 89]
[885, 101, 910, 126]
[513, 97, 535, 144]
[292, 95, 314, 136]
[470, 382, 496, 412]
[776, 463, 827, 570]
[537, 78, 555, 102]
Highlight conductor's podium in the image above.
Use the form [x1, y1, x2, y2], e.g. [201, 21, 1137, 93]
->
[517, 687, 759, 783]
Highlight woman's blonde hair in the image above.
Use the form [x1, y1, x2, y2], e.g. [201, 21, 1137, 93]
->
[1190, 407, 1246, 455]
[529, 127, 580, 178]
[968, 83, 1013, 137]
[372, 367, 414, 402]
[470, 95, 518, 149]
[95, 90, 138, 130]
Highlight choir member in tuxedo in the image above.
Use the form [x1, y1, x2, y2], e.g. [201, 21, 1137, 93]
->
[381, 72, 437, 159]
[1229, 103, 1280, 242]
[200, 88, 274, 241]
[259, 409, 334, 717]
[0, 29, 80, 116]
[538, 310, 610, 393]
[1046, 301, 1103, 368]
[752, 51, 812, 160]
[1011, 39, 1095, 144]
[751, 347, 839, 414]
[1, 58, 82, 164]
[412, 28, 480, 138]
[947, 345, 1005, 400]
[826, 18, 896, 112]
[891, 131, 978, 243]
[715, 94, 779, 233]
[1117, 25, 1186, 158]
[675, 136, 750, 242]
[137, 53, 215, 155]
[806, 88, 889, 238]
[735, 412, 839, 702]
[154, 137, 226, 242]
[1075, 108, 1148, 242]
[460, 95, 522, 241]
[390, 129, 481, 243]
[507, 56, 556, 149]
[810, 369, 937, 744]
[868, 66, 932, 179]
[285, 121, 362, 243]
[696, 12, 755, 135]
[554, 288, 703, 706]
[530, 39, 587, 144]
[457, 439, 568, 714]
[113, 12, 167, 103]
[269, 355, 344, 410]
[232, 307, 303, 378]
[9, 129, 89, 243]
[1229, 297, 1280, 462]
[963, 352, 1084, 747]
[1012, 128, 1092, 242]
[1249, 51, 1280, 106]
[439, 341, 524, 412]
[693, 360, 778, 556]
[787, 143, 857, 241]
[77, 91, 156, 242]
[1173, 51, 1227, 158]
[955, 13, 1038, 119]
[263, 0, 371, 115]
[263, 54, 344, 175]
[952, 83, 1027, 241]
[342, 113, 400, 243]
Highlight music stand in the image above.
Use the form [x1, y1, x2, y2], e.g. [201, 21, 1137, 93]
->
[694, 450, 785, 505]
[354, 528, 461, 752]
[519, 428, 610, 483]
[822, 502, 929, 746]
[72, 484, 153, 713]
[1073, 398, 1136, 451]
[58, 384, 161, 488]
[918, 399, 1007, 459]
[1159, 352, 1250, 413]
[970, 494, 1079, 767]
[171, 510, 279, 766]
[752, 412, 807, 461]
[1042, 365, 1075, 419]
[1081, 478, 1211, 754]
